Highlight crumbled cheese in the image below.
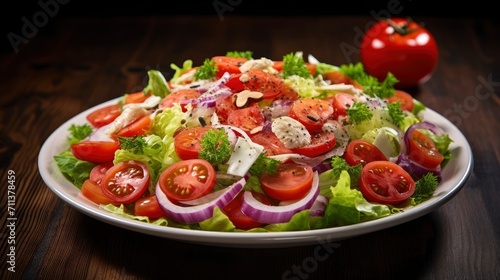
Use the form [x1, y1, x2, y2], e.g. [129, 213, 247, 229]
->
[271, 116, 311, 149]
[239, 57, 278, 74]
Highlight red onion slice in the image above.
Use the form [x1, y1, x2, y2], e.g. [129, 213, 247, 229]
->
[155, 176, 246, 224]
[241, 172, 320, 224]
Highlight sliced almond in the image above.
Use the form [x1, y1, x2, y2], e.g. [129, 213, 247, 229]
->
[235, 90, 264, 107]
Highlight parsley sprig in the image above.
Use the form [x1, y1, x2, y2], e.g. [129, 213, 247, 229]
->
[340, 63, 398, 98]
[347, 101, 373, 124]
[194, 59, 217, 80]
[282, 52, 312, 79]
[199, 129, 232, 166]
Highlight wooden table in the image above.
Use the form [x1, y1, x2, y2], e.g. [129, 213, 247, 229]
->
[1, 14, 499, 280]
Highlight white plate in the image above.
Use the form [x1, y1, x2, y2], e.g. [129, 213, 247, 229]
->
[38, 98, 473, 248]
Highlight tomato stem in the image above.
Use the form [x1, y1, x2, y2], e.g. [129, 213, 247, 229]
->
[385, 17, 419, 36]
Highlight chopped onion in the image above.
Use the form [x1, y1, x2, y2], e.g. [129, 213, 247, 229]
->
[155, 176, 246, 224]
[241, 172, 319, 224]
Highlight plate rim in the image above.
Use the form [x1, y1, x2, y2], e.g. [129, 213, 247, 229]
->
[38, 98, 474, 248]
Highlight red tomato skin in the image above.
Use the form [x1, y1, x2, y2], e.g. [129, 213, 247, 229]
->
[291, 131, 336, 157]
[71, 140, 120, 163]
[288, 98, 334, 133]
[226, 103, 265, 131]
[173, 126, 212, 160]
[408, 130, 444, 169]
[386, 90, 414, 112]
[330, 93, 357, 120]
[212, 56, 247, 79]
[360, 18, 438, 89]
[215, 95, 238, 124]
[100, 160, 150, 205]
[86, 104, 122, 128]
[343, 139, 387, 166]
[124, 92, 151, 104]
[249, 131, 293, 156]
[241, 69, 285, 100]
[134, 195, 165, 219]
[81, 179, 116, 205]
[158, 159, 216, 202]
[222, 191, 271, 230]
[89, 162, 114, 184]
[116, 115, 151, 137]
[260, 163, 314, 201]
[359, 161, 416, 205]
[159, 89, 201, 111]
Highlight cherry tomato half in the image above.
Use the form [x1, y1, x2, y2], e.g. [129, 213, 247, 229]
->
[288, 98, 334, 133]
[291, 130, 336, 157]
[330, 93, 357, 120]
[158, 159, 216, 202]
[222, 191, 272, 230]
[343, 139, 388, 166]
[173, 126, 213, 160]
[159, 89, 201, 111]
[89, 162, 114, 185]
[260, 162, 314, 201]
[241, 69, 286, 100]
[80, 179, 115, 205]
[226, 103, 265, 132]
[71, 140, 120, 163]
[86, 104, 122, 128]
[408, 130, 444, 169]
[134, 195, 165, 219]
[212, 56, 248, 79]
[360, 18, 438, 89]
[249, 131, 293, 156]
[359, 161, 416, 205]
[386, 90, 414, 112]
[100, 160, 150, 204]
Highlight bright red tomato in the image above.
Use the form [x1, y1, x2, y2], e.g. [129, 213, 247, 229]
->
[173, 126, 213, 160]
[215, 94, 238, 123]
[241, 69, 286, 100]
[226, 103, 265, 131]
[212, 56, 248, 79]
[386, 90, 415, 112]
[100, 160, 150, 204]
[249, 130, 293, 156]
[291, 130, 336, 157]
[86, 104, 122, 128]
[222, 191, 272, 230]
[81, 179, 116, 205]
[225, 73, 244, 92]
[158, 159, 216, 202]
[360, 18, 438, 89]
[260, 162, 314, 201]
[116, 115, 151, 137]
[359, 161, 416, 205]
[159, 89, 201, 110]
[71, 140, 120, 163]
[288, 98, 334, 133]
[330, 93, 357, 120]
[134, 195, 165, 219]
[89, 162, 114, 184]
[408, 130, 444, 169]
[343, 139, 387, 166]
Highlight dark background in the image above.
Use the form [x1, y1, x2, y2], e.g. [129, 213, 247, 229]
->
[2, 0, 497, 53]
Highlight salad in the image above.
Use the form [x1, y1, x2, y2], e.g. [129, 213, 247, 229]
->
[54, 51, 453, 232]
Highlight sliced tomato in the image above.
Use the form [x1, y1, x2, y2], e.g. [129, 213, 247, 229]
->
[124, 91, 151, 104]
[291, 130, 336, 157]
[386, 90, 415, 112]
[159, 89, 201, 111]
[212, 56, 248, 79]
[330, 93, 357, 120]
[225, 73, 244, 92]
[134, 195, 165, 219]
[408, 130, 444, 169]
[81, 179, 115, 205]
[249, 130, 293, 156]
[173, 126, 213, 160]
[222, 191, 272, 230]
[343, 139, 387, 166]
[100, 160, 150, 204]
[322, 70, 353, 85]
[226, 103, 265, 131]
[158, 159, 216, 202]
[215, 94, 238, 123]
[89, 162, 114, 184]
[86, 104, 122, 128]
[71, 140, 120, 163]
[116, 115, 151, 137]
[288, 98, 334, 133]
[260, 162, 314, 201]
[272, 61, 317, 76]
[241, 69, 285, 100]
[359, 161, 416, 205]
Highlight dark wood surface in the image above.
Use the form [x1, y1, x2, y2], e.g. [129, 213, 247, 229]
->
[1, 14, 499, 280]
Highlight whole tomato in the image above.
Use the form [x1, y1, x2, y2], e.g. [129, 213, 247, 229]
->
[360, 18, 438, 89]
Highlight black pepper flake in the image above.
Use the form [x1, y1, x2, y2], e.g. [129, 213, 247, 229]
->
[307, 114, 319, 122]
[198, 117, 207, 127]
